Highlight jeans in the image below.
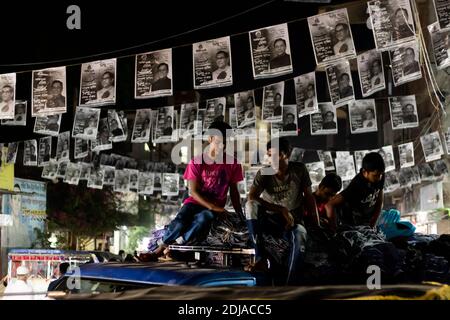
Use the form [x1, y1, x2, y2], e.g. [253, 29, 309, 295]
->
[162, 203, 215, 245]
[245, 200, 307, 284]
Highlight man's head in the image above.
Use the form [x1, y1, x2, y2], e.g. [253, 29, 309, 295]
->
[110, 118, 119, 130]
[402, 103, 414, 115]
[59, 262, 70, 275]
[335, 23, 349, 41]
[273, 38, 287, 56]
[246, 96, 254, 110]
[189, 109, 197, 121]
[371, 59, 382, 76]
[306, 84, 315, 98]
[101, 71, 114, 88]
[323, 111, 334, 123]
[47, 114, 59, 124]
[395, 7, 409, 26]
[215, 103, 224, 117]
[207, 121, 232, 153]
[365, 108, 375, 120]
[1, 85, 14, 102]
[51, 80, 63, 96]
[157, 63, 169, 79]
[267, 137, 292, 169]
[215, 51, 229, 69]
[404, 47, 415, 64]
[285, 113, 295, 124]
[165, 115, 172, 127]
[88, 115, 97, 127]
[274, 93, 282, 107]
[338, 73, 350, 91]
[361, 152, 385, 183]
[16, 265, 30, 281]
[30, 143, 36, 154]
[315, 173, 342, 203]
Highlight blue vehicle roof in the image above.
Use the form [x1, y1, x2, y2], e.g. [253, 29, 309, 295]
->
[66, 262, 256, 286]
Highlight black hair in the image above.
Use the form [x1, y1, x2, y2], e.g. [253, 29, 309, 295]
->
[1, 84, 13, 92]
[319, 173, 342, 192]
[51, 80, 63, 88]
[216, 50, 229, 58]
[274, 93, 282, 99]
[402, 103, 414, 112]
[335, 23, 349, 31]
[366, 108, 375, 116]
[266, 137, 291, 157]
[339, 73, 350, 81]
[59, 262, 70, 274]
[285, 113, 295, 119]
[395, 7, 409, 18]
[207, 121, 232, 139]
[404, 47, 415, 56]
[273, 38, 286, 47]
[158, 63, 169, 71]
[362, 152, 385, 173]
[103, 71, 114, 79]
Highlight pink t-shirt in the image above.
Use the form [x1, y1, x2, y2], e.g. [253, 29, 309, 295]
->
[183, 153, 244, 208]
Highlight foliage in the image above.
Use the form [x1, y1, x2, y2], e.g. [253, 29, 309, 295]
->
[127, 226, 151, 252]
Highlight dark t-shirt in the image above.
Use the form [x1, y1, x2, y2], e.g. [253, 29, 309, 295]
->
[269, 53, 291, 69]
[252, 162, 312, 213]
[339, 172, 385, 226]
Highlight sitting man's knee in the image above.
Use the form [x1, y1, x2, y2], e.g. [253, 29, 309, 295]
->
[245, 200, 260, 220]
[198, 210, 215, 223]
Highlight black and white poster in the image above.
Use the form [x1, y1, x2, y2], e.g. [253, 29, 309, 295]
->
[118, 111, 128, 140]
[335, 152, 356, 181]
[446, 128, 450, 154]
[38, 136, 52, 167]
[127, 169, 139, 191]
[91, 118, 113, 152]
[234, 91, 256, 128]
[131, 109, 152, 143]
[114, 170, 130, 193]
[42, 161, 59, 180]
[138, 172, 154, 195]
[0, 73, 16, 120]
[31, 67, 66, 117]
[433, 0, 450, 31]
[368, 0, 416, 51]
[72, 107, 101, 140]
[348, 99, 378, 134]
[357, 49, 385, 97]
[228, 108, 238, 131]
[56, 131, 70, 162]
[179, 103, 199, 137]
[64, 162, 81, 185]
[244, 168, 260, 194]
[80, 59, 116, 106]
[354, 150, 370, 172]
[295, 72, 318, 118]
[107, 109, 127, 143]
[79, 163, 92, 181]
[23, 140, 37, 166]
[101, 166, 115, 186]
[162, 173, 180, 197]
[317, 150, 335, 170]
[290, 148, 305, 163]
[33, 114, 61, 136]
[193, 37, 233, 89]
[421, 131, 444, 162]
[384, 171, 400, 193]
[56, 161, 69, 179]
[271, 105, 298, 137]
[74, 138, 89, 159]
[305, 161, 326, 187]
[390, 40, 422, 87]
[399, 167, 421, 188]
[6, 142, 19, 164]
[154, 106, 175, 143]
[235, 120, 257, 140]
[427, 22, 450, 70]
[308, 8, 356, 65]
[262, 82, 284, 122]
[325, 60, 354, 107]
[154, 173, 162, 191]
[377, 145, 395, 172]
[310, 102, 338, 135]
[418, 163, 435, 182]
[398, 142, 415, 168]
[249, 23, 293, 79]
[1, 101, 26, 126]
[203, 97, 226, 130]
[431, 159, 449, 179]
[389, 95, 419, 130]
[135, 49, 172, 98]
[87, 167, 105, 189]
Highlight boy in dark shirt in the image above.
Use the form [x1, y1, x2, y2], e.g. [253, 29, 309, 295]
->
[325, 152, 385, 230]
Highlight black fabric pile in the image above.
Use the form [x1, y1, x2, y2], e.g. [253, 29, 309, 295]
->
[205, 212, 249, 248]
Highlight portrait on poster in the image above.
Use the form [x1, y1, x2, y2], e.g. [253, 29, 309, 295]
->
[348, 99, 378, 134]
[80, 59, 116, 106]
[1, 101, 27, 126]
[38, 136, 52, 167]
[107, 109, 127, 142]
[91, 118, 113, 152]
[23, 140, 38, 167]
[203, 98, 226, 130]
[138, 172, 154, 195]
[398, 142, 415, 168]
[310, 103, 338, 135]
[335, 153, 356, 181]
[384, 171, 400, 193]
[262, 82, 284, 122]
[131, 109, 152, 143]
[421, 131, 444, 163]
[377, 145, 396, 172]
[32, 67, 66, 117]
[234, 91, 256, 128]
[33, 114, 61, 136]
[162, 173, 180, 197]
[390, 40, 422, 87]
[56, 132, 70, 162]
[295, 72, 318, 118]
[427, 22, 450, 70]
[325, 60, 354, 107]
[179, 103, 199, 137]
[74, 138, 89, 160]
[357, 49, 385, 97]
[249, 23, 293, 79]
[72, 107, 101, 140]
[389, 95, 419, 130]
[193, 37, 233, 89]
[155, 106, 175, 143]
[0, 73, 16, 120]
[305, 161, 326, 187]
[64, 163, 82, 186]
[317, 150, 335, 170]
[114, 170, 130, 193]
[135, 49, 172, 98]
[271, 105, 298, 137]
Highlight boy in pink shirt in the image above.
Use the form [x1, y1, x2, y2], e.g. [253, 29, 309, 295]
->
[148, 121, 244, 259]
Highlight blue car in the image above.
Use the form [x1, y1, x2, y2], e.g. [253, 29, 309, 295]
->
[48, 261, 262, 294]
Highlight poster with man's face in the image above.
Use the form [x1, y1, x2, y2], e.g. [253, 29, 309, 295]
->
[398, 142, 415, 168]
[325, 60, 355, 107]
[72, 107, 101, 140]
[74, 138, 89, 160]
[162, 173, 180, 197]
[38, 136, 52, 167]
[87, 167, 105, 189]
[354, 150, 370, 172]
[80, 59, 116, 106]
[335, 152, 356, 181]
[310, 103, 338, 135]
[193, 37, 233, 89]
[390, 40, 422, 87]
[32, 67, 66, 117]
[317, 150, 335, 170]
[33, 114, 61, 136]
[79, 163, 92, 181]
[262, 82, 284, 122]
[368, 0, 416, 51]
[271, 105, 298, 137]
[384, 171, 400, 193]
[42, 160, 59, 180]
[23, 140, 38, 166]
[135, 49, 172, 98]
[308, 8, 356, 65]
[107, 109, 126, 143]
[305, 161, 326, 187]
[1, 101, 27, 126]
[131, 109, 152, 143]
[154, 106, 175, 143]
[91, 118, 113, 152]
[234, 91, 256, 129]
[179, 103, 199, 137]
[376, 145, 396, 172]
[421, 131, 444, 163]
[348, 99, 378, 134]
[0, 73, 16, 120]
[138, 172, 154, 195]
[56, 131, 70, 163]
[427, 22, 450, 70]
[64, 162, 82, 185]
[114, 170, 130, 193]
[389, 95, 419, 130]
[295, 72, 318, 118]
[203, 98, 226, 130]
[357, 49, 386, 97]
[6, 142, 19, 164]
[249, 23, 293, 79]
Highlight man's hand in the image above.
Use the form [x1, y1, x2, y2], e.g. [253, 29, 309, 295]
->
[210, 205, 228, 219]
[280, 207, 294, 230]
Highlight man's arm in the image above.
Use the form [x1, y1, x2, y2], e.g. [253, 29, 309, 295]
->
[229, 183, 244, 221]
[324, 194, 345, 232]
[304, 186, 320, 227]
[188, 180, 224, 213]
[370, 190, 384, 228]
